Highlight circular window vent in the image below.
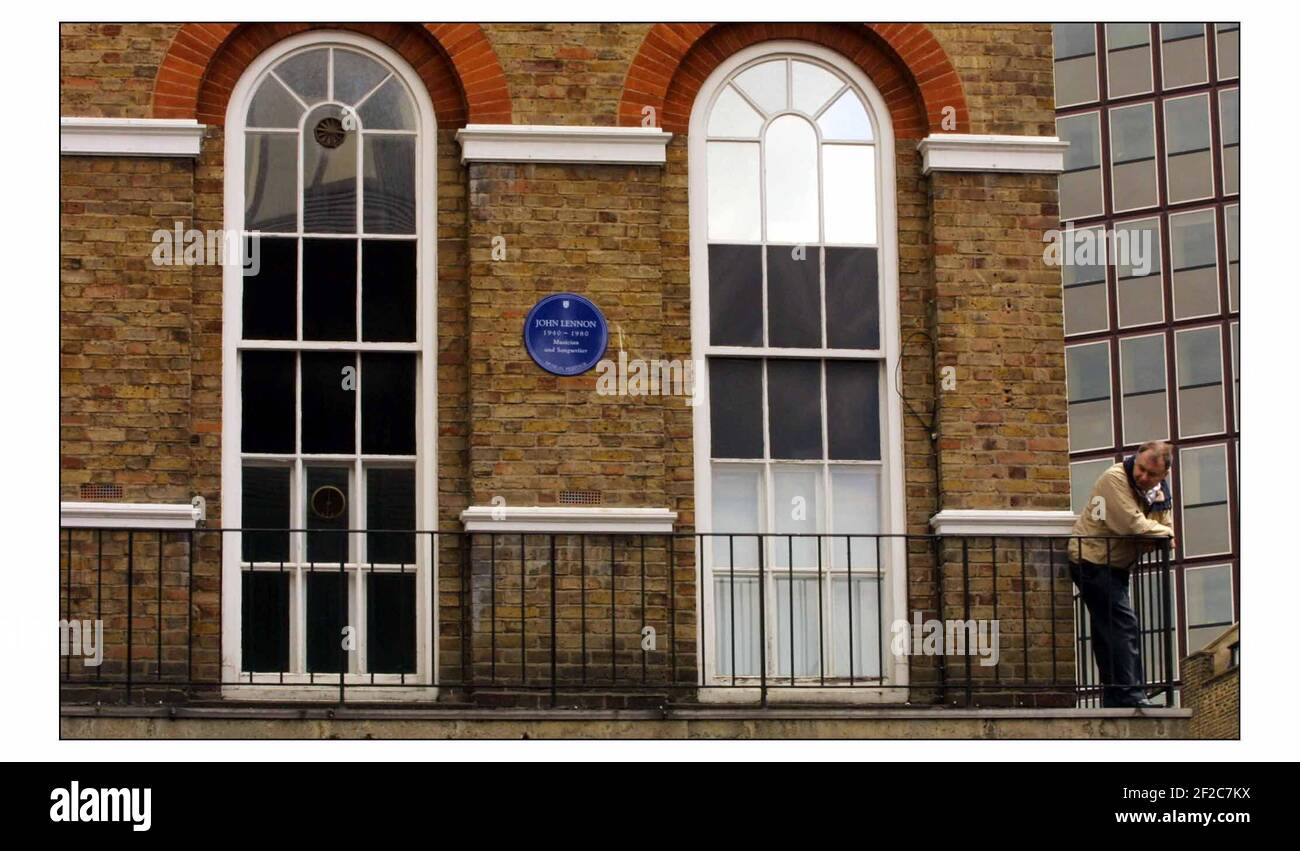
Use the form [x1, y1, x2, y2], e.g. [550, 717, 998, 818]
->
[310, 485, 347, 520]
[314, 116, 346, 149]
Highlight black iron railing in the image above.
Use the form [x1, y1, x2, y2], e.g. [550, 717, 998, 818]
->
[57, 528, 1177, 708]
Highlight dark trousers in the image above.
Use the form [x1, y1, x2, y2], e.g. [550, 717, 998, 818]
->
[1070, 560, 1146, 707]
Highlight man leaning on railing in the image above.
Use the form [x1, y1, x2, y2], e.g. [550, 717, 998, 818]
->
[1068, 440, 1176, 708]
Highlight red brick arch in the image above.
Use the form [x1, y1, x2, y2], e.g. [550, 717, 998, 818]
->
[152, 23, 511, 128]
[618, 23, 969, 138]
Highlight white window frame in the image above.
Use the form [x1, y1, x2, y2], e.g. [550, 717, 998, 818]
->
[221, 30, 438, 699]
[1062, 222, 1110, 337]
[1177, 443, 1234, 559]
[688, 41, 906, 700]
[1052, 23, 1100, 109]
[1162, 92, 1217, 206]
[1174, 325, 1227, 440]
[1104, 23, 1154, 100]
[1214, 24, 1240, 82]
[1107, 101, 1160, 215]
[1218, 86, 1240, 198]
[1056, 110, 1105, 221]
[1117, 331, 1171, 446]
[1112, 214, 1165, 329]
[1158, 23, 1210, 92]
[1065, 339, 1115, 453]
[1168, 206, 1222, 322]
[1182, 562, 1235, 651]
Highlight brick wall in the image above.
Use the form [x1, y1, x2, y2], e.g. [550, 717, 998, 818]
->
[1183, 625, 1240, 739]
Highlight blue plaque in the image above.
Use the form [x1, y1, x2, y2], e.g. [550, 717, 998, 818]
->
[523, 293, 609, 376]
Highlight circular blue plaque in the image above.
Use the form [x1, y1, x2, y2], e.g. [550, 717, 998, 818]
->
[523, 293, 609, 376]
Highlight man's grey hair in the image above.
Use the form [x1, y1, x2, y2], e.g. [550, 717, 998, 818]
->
[1137, 440, 1173, 470]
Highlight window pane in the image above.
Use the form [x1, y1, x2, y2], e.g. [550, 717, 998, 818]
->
[245, 133, 298, 232]
[1109, 104, 1157, 211]
[333, 48, 389, 106]
[1062, 226, 1108, 335]
[1176, 327, 1224, 437]
[275, 48, 328, 105]
[708, 244, 763, 346]
[1114, 218, 1163, 328]
[247, 75, 304, 129]
[775, 576, 822, 678]
[367, 467, 416, 564]
[241, 351, 295, 453]
[764, 115, 819, 244]
[822, 144, 876, 244]
[242, 236, 296, 340]
[306, 466, 350, 564]
[1106, 24, 1152, 98]
[713, 576, 760, 677]
[1165, 95, 1213, 203]
[301, 352, 356, 454]
[1057, 114, 1103, 220]
[361, 353, 416, 455]
[363, 135, 416, 234]
[826, 360, 879, 461]
[1230, 322, 1239, 428]
[707, 142, 761, 242]
[306, 571, 349, 673]
[766, 245, 821, 348]
[825, 247, 879, 348]
[1160, 24, 1207, 89]
[832, 577, 880, 678]
[1225, 205, 1239, 313]
[1220, 89, 1239, 196]
[303, 106, 358, 233]
[242, 571, 289, 672]
[302, 238, 357, 341]
[367, 573, 416, 673]
[1070, 458, 1114, 514]
[767, 360, 823, 460]
[709, 358, 763, 458]
[1169, 210, 1219, 319]
[1215, 25, 1239, 79]
[831, 466, 880, 570]
[362, 239, 417, 342]
[773, 465, 822, 570]
[356, 76, 415, 131]
[242, 465, 290, 562]
[1179, 445, 1230, 556]
[1120, 334, 1169, 443]
[817, 90, 873, 141]
[792, 61, 843, 116]
[1053, 24, 1098, 107]
[1185, 565, 1233, 650]
[708, 85, 764, 137]
[733, 59, 787, 114]
[1066, 342, 1113, 450]
[710, 466, 762, 567]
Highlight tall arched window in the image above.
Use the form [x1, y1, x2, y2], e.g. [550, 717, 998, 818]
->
[222, 33, 437, 692]
[689, 43, 904, 689]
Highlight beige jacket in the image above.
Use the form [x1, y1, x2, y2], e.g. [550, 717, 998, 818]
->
[1068, 463, 1174, 568]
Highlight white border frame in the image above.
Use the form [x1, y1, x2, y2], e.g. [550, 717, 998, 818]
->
[1107, 101, 1160, 215]
[1168, 206, 1222, 322]
[1214, 24, 1240, 83]
[1182, 562, 1235, 651]
[1177, 443, 1234, 559]
[688, 41, 907, 701]
[1064, 339, 1115, 453]
[1112, 214, 1165, 330]
[1173, 324, 1227, 441]
[221, 31, 439, 700]
[1051, 23, 1100, 110]
[1117, 330, 1171, 446]
[1104, 23, 1154, 100]
[1056, 111, 1105, 221]
[1162, 91, 1217, 206]
[1158, 24, 1210, 92]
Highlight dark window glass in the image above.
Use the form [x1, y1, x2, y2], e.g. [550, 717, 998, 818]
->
[362, 353, 416, 455]
[303, 238, 357, 341]
[242, 466, 290, 562]
[363, 135, 416, 235]
[301, 352, 356, 454]
[768, 360, 823, 459]
[825, 247, 879, 349]
[306, 571, 349, 674]
[367, 467, 416, 564]
[367, 573, 416, 673]
[766, 245, 822, 348]
[362, 240, 417, 342]
[241, 351, 295, 453]
[242, 571, 289, 672]
[306, 467, 350, 564]
[826, 360, 880, 460]
[242, 236, 296, 340]
[708, 244, 763, 346]
[709, 358, 763, 459]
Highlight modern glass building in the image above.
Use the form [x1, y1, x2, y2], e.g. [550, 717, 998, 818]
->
[1054, 23, 1239, 657]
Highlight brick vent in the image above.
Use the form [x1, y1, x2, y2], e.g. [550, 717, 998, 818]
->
[559, 490, 602, 506]
[79, 483, 124, 500]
